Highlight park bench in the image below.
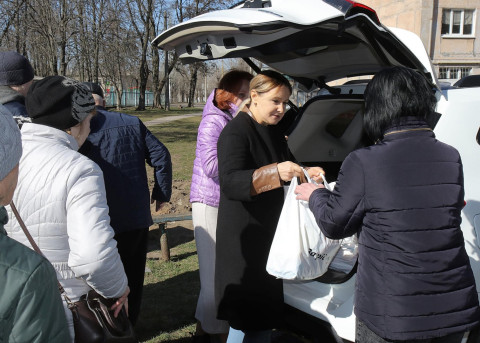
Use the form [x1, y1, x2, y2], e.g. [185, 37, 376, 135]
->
[152, 214, 192, 261]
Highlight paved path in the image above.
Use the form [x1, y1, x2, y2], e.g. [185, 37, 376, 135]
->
[144, 112, 202, 126]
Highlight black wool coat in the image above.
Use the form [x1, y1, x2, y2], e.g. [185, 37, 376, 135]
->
[309, 118, 480, 340]
[215, 112, 293, 330]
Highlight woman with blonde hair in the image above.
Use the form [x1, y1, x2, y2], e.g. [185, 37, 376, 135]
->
[215, 70, 323, 343]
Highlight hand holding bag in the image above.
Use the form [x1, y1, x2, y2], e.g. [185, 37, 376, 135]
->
[70, 290, 137, 343]
[266, 170, 342, 280]
[10, 201, 138, 343]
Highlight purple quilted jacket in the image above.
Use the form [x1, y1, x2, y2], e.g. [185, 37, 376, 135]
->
[190, 90, 238, 207]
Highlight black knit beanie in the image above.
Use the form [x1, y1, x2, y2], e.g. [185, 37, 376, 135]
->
[0, 51, 34, 86]
[26, 76, 95, 130]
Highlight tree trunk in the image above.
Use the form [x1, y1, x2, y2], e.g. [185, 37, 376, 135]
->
[92, 0, 99, 82]
[137, 61, 148, 110]
[131, 0, 153, 111]
[116, 87, 122, 108]
[155, 53, 179, 108]
[152, 44, 161, 108]
[188, 63, 200, 107]
[59, 0, 68, 76]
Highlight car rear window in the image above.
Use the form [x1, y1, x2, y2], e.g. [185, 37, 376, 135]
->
[326, 110, 359, 138]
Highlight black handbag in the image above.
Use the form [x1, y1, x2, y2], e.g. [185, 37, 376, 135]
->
[69, 290, 137, 343]
[11, 201, 138, 343]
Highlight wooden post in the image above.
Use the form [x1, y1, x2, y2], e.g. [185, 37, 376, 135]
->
[159, 222, 170, 261]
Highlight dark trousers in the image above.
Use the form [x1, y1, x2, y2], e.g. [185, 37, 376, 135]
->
[114, 228, 149, 326]
[356, 319, 465, 343]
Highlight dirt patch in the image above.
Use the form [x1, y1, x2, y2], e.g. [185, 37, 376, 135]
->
[151, 179, 192, 216]
[147, 179, 194, 259]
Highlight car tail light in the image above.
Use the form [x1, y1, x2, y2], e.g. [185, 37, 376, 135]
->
[345, 1, 380, 24]
[322, 0, 380, 25]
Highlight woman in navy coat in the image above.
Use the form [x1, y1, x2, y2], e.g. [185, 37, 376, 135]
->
[296, 66, 480, 342]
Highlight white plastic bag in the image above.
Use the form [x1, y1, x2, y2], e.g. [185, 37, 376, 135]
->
[329, 234, 358, 273]
[266, 171, 342, 280]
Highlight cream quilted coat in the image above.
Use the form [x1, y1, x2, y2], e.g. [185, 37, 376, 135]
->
[6, 123, 127, 341]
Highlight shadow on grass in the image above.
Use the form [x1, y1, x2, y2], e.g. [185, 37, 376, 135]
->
[135, 270, 200, 342]
[171, 251, 197, 261]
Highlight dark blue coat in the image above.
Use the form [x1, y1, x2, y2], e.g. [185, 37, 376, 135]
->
[79, 107, 172, 233]
[0, 85, 29, 118]
[309, 118, 480, 340]
[3, 100, 28, 117]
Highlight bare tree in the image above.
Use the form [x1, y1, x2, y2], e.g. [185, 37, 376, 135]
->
[101, 2, 136, 110]
[0, 0, 27, 48]
[24, 2, 54, 74]
[150, 0, 165, 108]
[125, 0, 155, 111]
[76, 0, 107, 82]
[0, 0, 237, 102]
[25, 0, 77, 75]
[173, 0, 237, 107]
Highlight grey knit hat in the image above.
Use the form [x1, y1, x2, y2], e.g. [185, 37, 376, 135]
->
[0, 105, 22, 181]
[0, 51, 34, 86]
[82, 82, 104, 98]
[26, 76, 95, 130]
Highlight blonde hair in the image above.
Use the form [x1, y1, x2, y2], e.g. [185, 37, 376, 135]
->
[238, 70, 292, 114]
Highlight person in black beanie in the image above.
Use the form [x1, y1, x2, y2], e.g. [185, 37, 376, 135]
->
[5, 76, 130, 342]
[0, 51, 35, 122]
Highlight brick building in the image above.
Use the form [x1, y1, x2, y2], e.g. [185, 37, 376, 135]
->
[361, 0, 480, 84]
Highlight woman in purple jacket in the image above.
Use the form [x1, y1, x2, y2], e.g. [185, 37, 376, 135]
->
[190, 70, 253, 343]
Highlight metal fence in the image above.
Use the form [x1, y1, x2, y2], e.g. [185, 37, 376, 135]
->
[104, 90, 156, 107]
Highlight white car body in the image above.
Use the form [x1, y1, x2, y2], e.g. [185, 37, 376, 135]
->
[153, 1, 480, 341]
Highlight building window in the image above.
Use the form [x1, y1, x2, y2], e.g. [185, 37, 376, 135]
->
[442, 9, 475, 36]
[439, 67, 472, 79]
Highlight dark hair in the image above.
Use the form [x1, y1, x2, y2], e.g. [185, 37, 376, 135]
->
[215, 70, 253, 110]
[363, 66, 437, 141]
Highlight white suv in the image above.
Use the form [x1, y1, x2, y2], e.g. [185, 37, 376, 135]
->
[153, 1, 480, 341]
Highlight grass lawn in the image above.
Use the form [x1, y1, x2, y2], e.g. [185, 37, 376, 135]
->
[120, 106, 203, 123]
[148, 116, 201, 180]
[134, 113, 201, 342]
[136, 239, 199, 343]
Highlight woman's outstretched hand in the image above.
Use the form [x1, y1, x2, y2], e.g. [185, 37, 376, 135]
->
[277, 161, 303, 182]
[295, 182, 324, 202]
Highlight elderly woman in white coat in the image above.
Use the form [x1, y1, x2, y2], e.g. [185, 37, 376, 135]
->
[6, 76, 129, 342]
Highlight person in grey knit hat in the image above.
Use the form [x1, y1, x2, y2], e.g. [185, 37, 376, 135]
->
[0, 104, 70, 342]
[0, 104, 22, 204]
[0, 51, 35, 122]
